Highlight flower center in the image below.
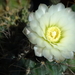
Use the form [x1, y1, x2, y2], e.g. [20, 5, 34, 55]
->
[46, 27, 61, 42]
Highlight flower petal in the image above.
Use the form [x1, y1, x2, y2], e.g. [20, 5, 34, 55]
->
[27, 32, 39, 44]
[29, 20, 44, 37]
[35, 4, 48, 19]
[43, 41, 52, 49]
[22, 26, 34, 37]
[35, 38, 45, 47]
[34, 45, 43, 57]
[29, 12, 36, 21]
[48, 3, 65, 16]
[61, 51, 74, 59]
[39, 12, 50, 31]
[42, 48, 53, 62]
[38, 4, 48, 14]
[51, 48, 65, 61]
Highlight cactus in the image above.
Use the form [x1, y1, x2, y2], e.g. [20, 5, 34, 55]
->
[50, 0, 61, 4]
[0, 0, 30, 15]
[0, 1, 30, 75]
[8, 57, 67, 75]
[71, 4, 75, 12]
[0, 0, 30, 39]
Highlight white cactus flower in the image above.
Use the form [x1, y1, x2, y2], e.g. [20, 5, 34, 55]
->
[23, 3, 75, 62]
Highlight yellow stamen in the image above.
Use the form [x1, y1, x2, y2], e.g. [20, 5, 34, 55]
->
[46, 27, 61, 42]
